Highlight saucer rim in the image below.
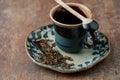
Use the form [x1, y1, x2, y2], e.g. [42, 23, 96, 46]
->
[25, 24, 111, 73]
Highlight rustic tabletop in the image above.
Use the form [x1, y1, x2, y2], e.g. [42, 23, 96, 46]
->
[0, 0, 120, 80]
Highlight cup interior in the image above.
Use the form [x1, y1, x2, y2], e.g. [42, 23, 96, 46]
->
[49, 3, 92, 27]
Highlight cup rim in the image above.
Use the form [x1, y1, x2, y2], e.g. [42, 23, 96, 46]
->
[49, 3, 92, 27]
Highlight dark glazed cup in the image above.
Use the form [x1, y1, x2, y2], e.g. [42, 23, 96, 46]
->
[50, 3, 92, 53]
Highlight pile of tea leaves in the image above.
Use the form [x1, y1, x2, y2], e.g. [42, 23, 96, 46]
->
[34, 39, 74, 69]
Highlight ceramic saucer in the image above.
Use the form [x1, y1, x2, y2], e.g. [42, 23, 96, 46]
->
[25, 24, 110, 73]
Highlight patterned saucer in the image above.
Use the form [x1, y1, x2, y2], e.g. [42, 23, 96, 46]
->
[25, 24, 110, 73]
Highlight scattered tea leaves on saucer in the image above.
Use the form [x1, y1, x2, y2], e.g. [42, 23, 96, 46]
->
[34, 39, 74, 69]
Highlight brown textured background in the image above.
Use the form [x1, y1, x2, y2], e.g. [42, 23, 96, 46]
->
[0, 0, 120, 80]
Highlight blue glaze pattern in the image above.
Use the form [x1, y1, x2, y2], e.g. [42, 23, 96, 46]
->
[26, 24, 110, 72]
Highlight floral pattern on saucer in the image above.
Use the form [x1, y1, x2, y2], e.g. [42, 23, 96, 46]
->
[26, 24, 110, 73]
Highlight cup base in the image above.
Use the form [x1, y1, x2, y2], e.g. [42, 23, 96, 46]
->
[55, 41, 82, 53]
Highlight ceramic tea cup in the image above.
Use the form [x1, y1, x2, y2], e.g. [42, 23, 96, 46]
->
[49, 3, 92, 52]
